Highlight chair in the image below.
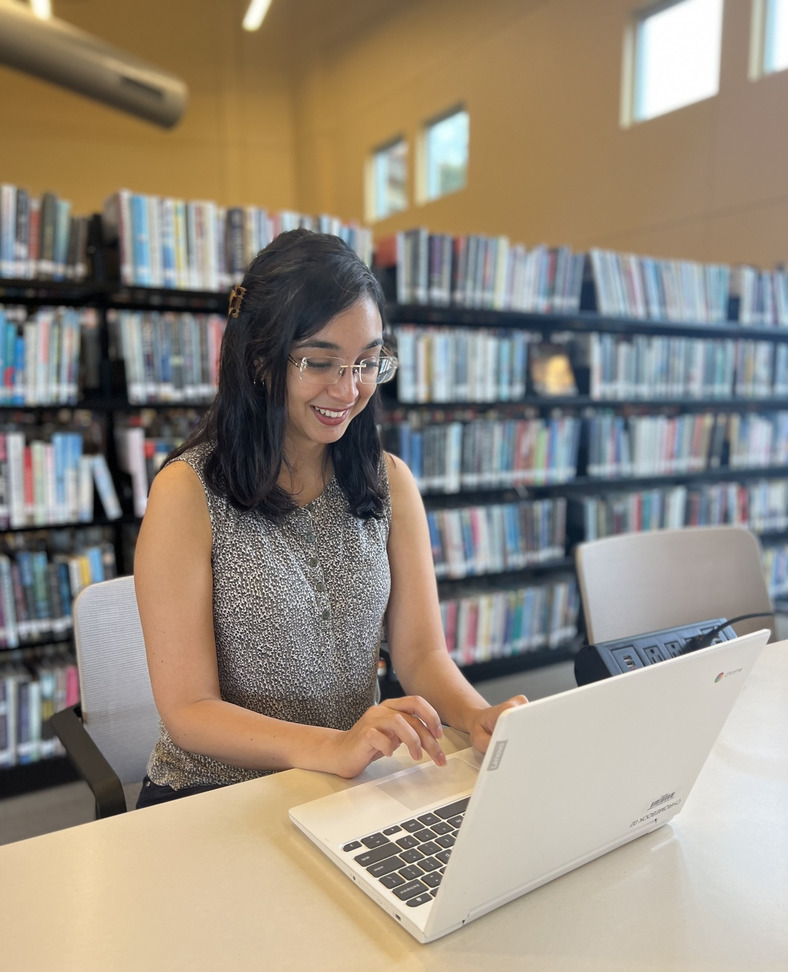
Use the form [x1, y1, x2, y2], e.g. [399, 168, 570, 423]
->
[50, 575, 160, 818]
[574, 525, 775, 646]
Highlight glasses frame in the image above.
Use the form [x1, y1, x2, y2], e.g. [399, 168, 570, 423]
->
[287, 352, 398, 386]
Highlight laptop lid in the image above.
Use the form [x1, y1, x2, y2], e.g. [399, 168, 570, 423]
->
[290, 629, 769, 943]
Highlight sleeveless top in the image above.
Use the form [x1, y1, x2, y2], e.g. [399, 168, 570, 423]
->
[145, 442, 392, 790]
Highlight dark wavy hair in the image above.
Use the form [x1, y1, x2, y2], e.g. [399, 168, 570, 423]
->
[170, 228, 389, 521]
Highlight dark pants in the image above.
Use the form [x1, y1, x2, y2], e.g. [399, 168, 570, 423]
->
[136, 774, 224, 809]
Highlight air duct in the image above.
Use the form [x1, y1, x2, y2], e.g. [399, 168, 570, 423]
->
[0, 0, 188, 129]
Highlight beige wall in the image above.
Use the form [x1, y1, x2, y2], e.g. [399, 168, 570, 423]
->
[1, 0, 787, 269]
[0, 0, 297, 214]
[291, 0, 788, 268]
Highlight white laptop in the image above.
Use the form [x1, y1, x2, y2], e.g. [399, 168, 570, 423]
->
[290, 629, 769, 943]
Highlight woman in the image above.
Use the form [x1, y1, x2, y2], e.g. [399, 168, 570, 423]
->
[134, 228, 525, 808]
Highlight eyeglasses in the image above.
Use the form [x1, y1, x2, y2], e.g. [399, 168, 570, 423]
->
[287, 353, 398, 386]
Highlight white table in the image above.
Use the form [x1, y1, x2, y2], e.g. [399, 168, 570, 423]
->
[1, 644, 786, 971]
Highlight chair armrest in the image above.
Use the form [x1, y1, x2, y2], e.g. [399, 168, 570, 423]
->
[49, 705, 128, 818]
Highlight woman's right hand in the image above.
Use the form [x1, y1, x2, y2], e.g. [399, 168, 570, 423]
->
[326, 696, 447, 779]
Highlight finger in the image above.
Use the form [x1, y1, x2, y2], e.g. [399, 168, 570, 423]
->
[381, 696, 444, 739]
[392, 711, 446, 766]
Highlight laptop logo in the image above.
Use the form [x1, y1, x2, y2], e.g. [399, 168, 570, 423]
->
[488, 740, 508, 771]
[715, 668, 743, 683]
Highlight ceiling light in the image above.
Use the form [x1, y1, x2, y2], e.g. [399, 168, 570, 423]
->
[30, 0, 52, 19]
[242, 0, 273, 32]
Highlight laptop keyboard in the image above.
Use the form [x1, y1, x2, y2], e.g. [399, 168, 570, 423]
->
[341, 796, 470, 909]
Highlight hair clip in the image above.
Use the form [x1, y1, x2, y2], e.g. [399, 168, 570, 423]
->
[228, 285, 247, 318]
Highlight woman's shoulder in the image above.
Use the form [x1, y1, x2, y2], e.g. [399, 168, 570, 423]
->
[170, 441, 214, 475]
[382, 451, 420, 506]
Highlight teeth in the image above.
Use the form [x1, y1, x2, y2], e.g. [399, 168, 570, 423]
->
[314, 406, 347, 418]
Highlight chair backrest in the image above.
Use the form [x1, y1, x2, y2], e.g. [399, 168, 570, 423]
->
[575, 526, 775, 645]
[73, 575, 160, 785]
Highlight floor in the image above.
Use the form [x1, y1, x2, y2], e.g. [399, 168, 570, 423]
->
[0, 660, 577, 847]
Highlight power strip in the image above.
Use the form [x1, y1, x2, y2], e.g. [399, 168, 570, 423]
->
[574, 618, 738, 686]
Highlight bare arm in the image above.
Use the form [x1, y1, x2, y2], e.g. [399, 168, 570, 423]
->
[384, 454, 526, 752]
[134, 460, 446, 778]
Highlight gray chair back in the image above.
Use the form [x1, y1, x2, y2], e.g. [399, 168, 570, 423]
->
[575, 526, 775, 645]
[74, 575, 160, 786]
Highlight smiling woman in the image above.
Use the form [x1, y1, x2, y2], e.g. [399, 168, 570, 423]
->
[132, 228, 526, 808]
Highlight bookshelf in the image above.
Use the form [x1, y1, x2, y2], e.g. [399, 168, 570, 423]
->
[4, 197, 788, 793]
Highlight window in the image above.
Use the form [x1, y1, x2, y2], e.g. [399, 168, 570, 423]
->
[423, 108, 469, 201]
[756, 0, 788, 75]
[627, 0, 724, 123]
[370, 138, 408, 221]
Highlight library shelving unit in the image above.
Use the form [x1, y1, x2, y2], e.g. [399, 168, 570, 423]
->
[0, 272, 226, 796]
[5, 227, 788, 795]
[378, 299, 788, 692]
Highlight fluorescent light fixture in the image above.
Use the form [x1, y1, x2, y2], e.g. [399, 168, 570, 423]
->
[243, 0, 273, 31]
[30, 0, 52, 19]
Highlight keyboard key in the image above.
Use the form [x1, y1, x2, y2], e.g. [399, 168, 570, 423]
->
[418, 841, 441, 857]
[417, 812, 441, 827]
[406, 892, 433, 908]
[447, 814, 465, 828]
[435, 834, 455, 848]
[399, 864, 425, 881]
[354, 843, 398, 867]
[431, 821, 452, 835]
[393, 879, 428, 901]
[419, 856, 441, 872]
[435, 797, 471, 819]
[436, 849, 452, 865]
[400, 819, 422, 833]
[413, 829, 436, 842]
[368, 856, 403, 878]
[361, 832, 389, 849]
[383, 825, 402, 836]
[421, 871, 442, 888]
[396, 835, 420, 850]
[399, 848, 424, 864]
[380, 872, 406, 889]
[342, 841, 362, 852]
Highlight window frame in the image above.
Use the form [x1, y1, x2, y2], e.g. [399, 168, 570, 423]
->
[419, 105, 470, 204]
[621, 0, 724, 126]
[367, 136, 409, 223]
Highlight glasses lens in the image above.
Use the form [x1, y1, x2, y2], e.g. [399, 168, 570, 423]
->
[300, 357, 342, 384]
[375, 356, 398, 384]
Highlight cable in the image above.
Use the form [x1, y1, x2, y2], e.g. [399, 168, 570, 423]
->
[679, 612, 775, 654]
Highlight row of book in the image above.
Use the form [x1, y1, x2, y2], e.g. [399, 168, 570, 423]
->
[588, 248, 732, 323]
[393, 325, 531, 403]
[0, 535, 116, 649]
[0, 648, 78, 767]
[114, 413, 202, 518]
[0, 305, 88, 406]
[383, 412, 582, 493]
[384, 409, 788, 491]
[428, 498, 566, 580]
[375, 230, 585, 313]
[728, 265, 788, 327]
[0, 185, 89, 282]
[0, 430, 122, 529]
[585, 333, 788, 400]
[373, 227, 788, 327]
[585, 411, 788, 479]
[103, 189, 374, 292]
[108, 310, 226, 405]
[573, 479, 788, 542]
[763, 544, 788, 601]
[440, 576, 579, 667]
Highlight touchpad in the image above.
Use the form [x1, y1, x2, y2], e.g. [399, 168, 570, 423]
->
[376, 753, 480, 811]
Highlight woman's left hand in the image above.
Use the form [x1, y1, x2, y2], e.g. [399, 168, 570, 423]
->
[466, 695, 528, 754]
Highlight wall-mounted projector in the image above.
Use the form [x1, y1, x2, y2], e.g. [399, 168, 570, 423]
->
[0, 0, 188, 129]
